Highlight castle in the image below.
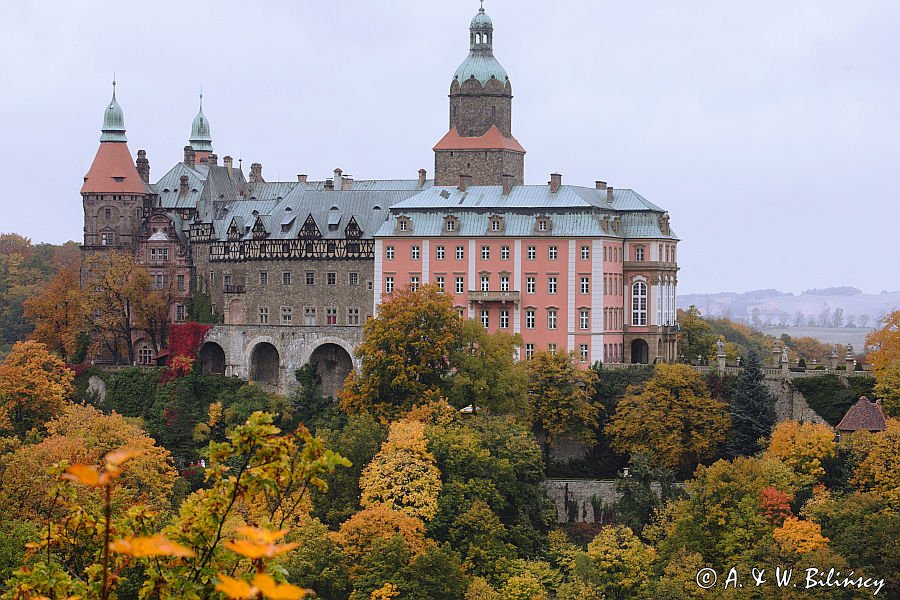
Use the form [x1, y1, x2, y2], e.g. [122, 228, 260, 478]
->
[80, 5, 680, 395]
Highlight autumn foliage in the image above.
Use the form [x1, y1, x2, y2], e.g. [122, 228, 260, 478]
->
[0, 340, 74, 437]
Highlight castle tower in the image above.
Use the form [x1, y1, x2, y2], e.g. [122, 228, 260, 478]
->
[81, 80, 148, 251]
[188, 93, 213, 165]
[433, 4, 525, 186]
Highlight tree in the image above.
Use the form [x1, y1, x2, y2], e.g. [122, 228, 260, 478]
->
[725, 350, 776, 458]
[359, 420, 443, 521]
[573, 525, 655, 600]
[22, 266, 87, 362]
[614, 452, 679, 534]
[334, 506, 426, 564]
[0, 340, 74, 437]
[340, 284, 462, 420]
[850, 418, 900, 502]
[772, 517, 829, 555]
[448, 320, 527, 414]
[525, 351, 598, 459]
[282, 516, 351, 599]
[866, 311, 900, 416]
[677, 306, 714, 363]
[606, 364, 729, 472]
[765, 421, 836, 487]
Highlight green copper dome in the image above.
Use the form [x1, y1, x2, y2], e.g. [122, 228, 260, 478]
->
[100, 80, 127, 143]
[454, 6, 508, 86]
[190, 94, 213, 152]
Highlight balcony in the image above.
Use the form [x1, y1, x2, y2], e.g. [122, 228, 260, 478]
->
[223, 284, 246, 294]
[467, 290, 520, 304]
[623, 260, 678, 271]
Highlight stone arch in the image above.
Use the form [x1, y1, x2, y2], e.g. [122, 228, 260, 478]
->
[631, 339, 649, 365]
[249, 341, 280, 388]
[198, 342, 226, 375]
[308, 343, 354, 398]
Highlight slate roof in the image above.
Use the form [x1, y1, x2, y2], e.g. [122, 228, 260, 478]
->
[836, 397, 887, 432]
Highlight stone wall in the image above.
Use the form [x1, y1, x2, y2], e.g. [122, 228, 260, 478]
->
[434, 148, 524, 186]
[544, 479, 679, 523]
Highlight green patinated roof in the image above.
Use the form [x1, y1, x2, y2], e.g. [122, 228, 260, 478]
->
[100, 81, 127, 143]
[190, 94, 213, 151]
[454, 7, 508, 85]
[471, 7, 492, 29]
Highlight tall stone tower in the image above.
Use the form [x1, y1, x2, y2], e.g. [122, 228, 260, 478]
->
[433, 5, 525, 186]
[81, 81, 149, 253]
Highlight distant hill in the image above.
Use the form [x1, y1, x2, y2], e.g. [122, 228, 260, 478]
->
[679, 288, 899, 329]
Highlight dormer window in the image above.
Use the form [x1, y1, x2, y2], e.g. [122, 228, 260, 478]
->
[397, 217, 412, 233]
[444, 215, 459, 233]
[489, 215, 504, 233]
[536, 217, 551, 233]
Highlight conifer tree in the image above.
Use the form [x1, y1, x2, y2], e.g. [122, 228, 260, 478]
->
[725, 350, 776, 458]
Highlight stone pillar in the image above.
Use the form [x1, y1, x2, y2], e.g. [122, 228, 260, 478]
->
[845, 344, 854, 371]
[717, 350, 726, 376]
[772, 341, 781, 368]
[781, 346, 789, 376]
[829, 345, 839, 370]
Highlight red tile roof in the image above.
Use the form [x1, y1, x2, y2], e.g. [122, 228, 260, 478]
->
[81, 142, 147, 194]
[836, 396, 887, 432]
[433, 125, 526, 153]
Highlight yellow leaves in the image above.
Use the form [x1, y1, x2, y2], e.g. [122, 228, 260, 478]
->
[773, 517, 830, 554]
[109, 534, 195, 558]
[370, 583, 399, 599]
[766, 421, 835, 486]
[850, 418, 900, 501]
[0, 340, 74, 435]
[60, 447, 143, 488]
[224, 526, 299, 559]
[215, 574, 311, 599]
[105, 447, 144, 469]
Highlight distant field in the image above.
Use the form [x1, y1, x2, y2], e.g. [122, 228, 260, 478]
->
[761, 327, 873, 349]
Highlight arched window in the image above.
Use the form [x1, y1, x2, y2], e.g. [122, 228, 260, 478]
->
[631, 281, 647, 326]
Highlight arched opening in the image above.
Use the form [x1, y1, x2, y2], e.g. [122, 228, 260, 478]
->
[198, 342, 226, 375]
[250, 342, 280, 387]
[309, 343, 353, 398]
[631, 339, 649, 364]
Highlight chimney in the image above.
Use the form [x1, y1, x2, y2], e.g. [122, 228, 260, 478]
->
[223, 155, 233, 178]
[418, 168, 427, 187]
[199, 155, 208, 165]
[324, 179, 335, 191]
[607, 186, 614, 204]
[342, 176, 353, 190]
[249, 162, 264, 183]
[136, 149, 150, 183]
[297, 174, 308, 182]
[179, 175, 189, 196]
[501, 173, 514, 196]
[549, 173, 562, 193]
[458, 174, 472, 192]
[334, 168, 343, 190]
[595, 180, 607, 190]
[183, 145, 195, 166]
[208, 153, 218, 166]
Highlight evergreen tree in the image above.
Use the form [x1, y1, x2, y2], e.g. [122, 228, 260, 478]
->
[725, 350, 776, 458]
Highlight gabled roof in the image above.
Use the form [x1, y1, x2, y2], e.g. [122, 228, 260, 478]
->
[81, 142, 147, 194]
[433, 125, 525, 153]
[836, 396, 887, 432]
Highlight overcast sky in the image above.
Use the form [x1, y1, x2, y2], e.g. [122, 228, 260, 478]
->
[1, 1, 897, 295]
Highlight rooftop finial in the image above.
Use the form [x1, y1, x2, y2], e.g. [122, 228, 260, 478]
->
[112, 74, 117, 98]
[480, 0, 484, 10]
[199, 86, 203, 111]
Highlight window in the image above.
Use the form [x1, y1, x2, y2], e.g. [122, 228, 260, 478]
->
[455, 277, 464, 294]
[385, 276, 394, 293]
[436, 245, 445, 260]
[490, 218, 501, 231]
[138, 346, 153, 365]
[306, 271, 315, 285]
[410, 276, 420, 291]
[481, 310, 489, 329]
[635, 246, 645, 261]
[411, 246, 420, 260]
[537, 218, 548, 232]
[347, 308, 360, 325]
[368, 280, 373, 290]
[385, 246, 395, 260]
[548, 276, 557, 294]
[527, 246, 536, 260]
[481, 246, 490, 260]
[632, 281, 648, 326]
[177, 274, 185, 291]
[436, 276, 445, 291]
[326, 307, 337, 325]
[176, 304, 186, 322]
[282, 306, 293, 324]
[500, 275, 510, 291]
[259, 272, 268, 285]
[304, 306, 316, 325]
[581, 245, 590, 260]
[457, 307, 465, 319]
[150, 248, 169, 261]
[224, 274, 232, 287]
[525, 309, 535, 329]
[580, 344, 589, 362]
[259, 307, 269, 324]
[282, 271, 292, 285]
[152, 274, 165, 289]
[525, 344, 535, 360]
[580, 277, 589, 294]
[580, 309, 590, 330]
[327, 272, 337, 285]
[101, 231, 114, 245]
[500, 309, 509, 329]
[446, 219, 456, 232]
[548, 343, 557, 355]
[349, 272, 359, 285]
[105, 208, 112, 220]
[500, 245, 510, 260]
[526, 277, 536, 294]
[548, 245, 558, 260]
[547, 309, 558, 329]
[456, 246, 465, 260]
[481, 275, 490, 292]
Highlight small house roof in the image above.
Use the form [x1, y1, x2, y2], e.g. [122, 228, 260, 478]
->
[836, 396, 887, 432]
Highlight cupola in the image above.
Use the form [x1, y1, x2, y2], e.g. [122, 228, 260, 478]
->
[100, 79, 127, 143]
[190, 93, 213, 152]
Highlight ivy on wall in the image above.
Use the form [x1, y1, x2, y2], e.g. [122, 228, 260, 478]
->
[793, 375, 877, 426]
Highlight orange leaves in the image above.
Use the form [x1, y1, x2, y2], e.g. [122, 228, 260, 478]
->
[216, 573, 311, 599]
[773, 516, 830, 554]
[60, 447, 144, 488]
[224, 526, 299, 559]
[109, 534, 194, 558]
[759, 486, 793, 526]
